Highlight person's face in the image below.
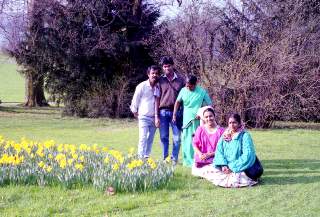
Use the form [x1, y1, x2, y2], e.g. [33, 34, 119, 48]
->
[162, 64, 174, 75]
[204, 111, 216, 126]
[186, 82, 196, 91]
[228, 117, 240, 131]
[148, 69, 160, 83]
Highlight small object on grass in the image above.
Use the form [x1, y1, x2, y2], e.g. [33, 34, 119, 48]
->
[105, 186, 115, 196]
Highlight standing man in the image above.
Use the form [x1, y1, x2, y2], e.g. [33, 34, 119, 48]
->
[155, 56, 185, 164]
[130, 65, 161, 158]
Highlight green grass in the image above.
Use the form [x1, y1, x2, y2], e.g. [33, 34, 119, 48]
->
[0, 106, 319, 217]
[0, 55, 25, 102]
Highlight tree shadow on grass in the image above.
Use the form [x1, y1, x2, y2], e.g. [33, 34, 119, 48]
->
[260, 159, 320, 185]
[0, 105, 61, 116]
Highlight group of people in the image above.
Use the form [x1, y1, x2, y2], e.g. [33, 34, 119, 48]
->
[130, 56, 260, 188]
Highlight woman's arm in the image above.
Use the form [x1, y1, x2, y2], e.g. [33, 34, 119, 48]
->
[202, 89, 212, 106]
[192, 128, 206, 159]
[213, 137, 228, 166]
[228, 132, 256, 173]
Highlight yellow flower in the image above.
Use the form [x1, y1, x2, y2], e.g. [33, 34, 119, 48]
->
[112, 163, 119, 171]
[59, 160, 67, 169]
[75, 163, 84, 171]
[38, 161, 45, 168]
[79, 155, 85, 162]
[71, 153, 78, 160]
[36, 147, 44, 157]
[126, 159, 144, 170]
[44, 140, 55, 149]
[165, 156, 171, 163]
[68, 159, 74, 166]
[104, 157, 109, 164]
[48, 154, 53, 159]
[109, 150, 124, 163]
[55, 153, 66, 162]
[45, 165, 52, 173]
[13, 143, 22, 154]
[57, 144, 64, 152]
[147, 158, 157, 169]
[79, 144, 88, 151]
[13, 155, 24, 165]
[92, 144, 100, 154]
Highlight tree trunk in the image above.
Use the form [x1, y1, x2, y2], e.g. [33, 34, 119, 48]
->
[24, 70, 49, 107]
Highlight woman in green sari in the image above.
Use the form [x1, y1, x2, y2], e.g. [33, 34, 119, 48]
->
[173, 75, 212, 167]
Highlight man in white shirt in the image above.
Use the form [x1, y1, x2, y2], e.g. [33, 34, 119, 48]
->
[130, 65, 161, 158]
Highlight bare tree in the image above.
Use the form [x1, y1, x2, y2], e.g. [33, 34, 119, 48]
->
[154, 0, 320, 127]
[0, 0, 48, 106]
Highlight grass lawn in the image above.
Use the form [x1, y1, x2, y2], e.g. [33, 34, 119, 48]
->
[0, 106, 319, 217]
[0, 55, 25, 103]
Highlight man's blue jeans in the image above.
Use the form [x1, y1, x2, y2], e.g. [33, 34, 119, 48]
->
[159, 109, 181, 162]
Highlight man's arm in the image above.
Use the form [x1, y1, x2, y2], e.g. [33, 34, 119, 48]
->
[155, 96, 160, 127]
[172, 100, 181, 123]
[130, 84, 142, 118]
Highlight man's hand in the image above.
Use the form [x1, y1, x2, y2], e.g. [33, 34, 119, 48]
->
[155, 116, 160, 128]
[133, 112, 138, 118]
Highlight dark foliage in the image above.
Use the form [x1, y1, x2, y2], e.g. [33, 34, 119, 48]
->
[9, 0, 160, 117]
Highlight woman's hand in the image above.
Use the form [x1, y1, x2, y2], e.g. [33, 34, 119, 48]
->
[222, 166, 232, 174]
[196, 150, 206, 160]
[172, 114, 177, 123]
[199, 153, 207, 160]
[204, 152, 214, 160]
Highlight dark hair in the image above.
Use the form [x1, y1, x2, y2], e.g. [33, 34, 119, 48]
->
[147, 65, 161, 74]
[186, 74, 197, 85]
[160, 56, 174, 65]
[228, 113, 241, 124]
[203, 107, 215, 117]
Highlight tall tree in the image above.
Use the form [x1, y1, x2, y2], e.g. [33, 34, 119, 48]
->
[9, 0, 160, 116]
[0, 0, 48, 106]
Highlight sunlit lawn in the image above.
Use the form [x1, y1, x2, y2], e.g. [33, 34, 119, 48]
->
[0, 55, 24, 103]
[0, 106, 319, 217]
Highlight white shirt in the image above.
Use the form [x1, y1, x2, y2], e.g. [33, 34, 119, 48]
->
[130, 80, 159, 117]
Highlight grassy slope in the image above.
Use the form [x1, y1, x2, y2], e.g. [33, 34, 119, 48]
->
[0, 107, 319, 217]
[0, 55, 25, 103]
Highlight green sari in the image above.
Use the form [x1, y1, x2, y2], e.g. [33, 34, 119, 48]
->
[176, 85, 212, 167]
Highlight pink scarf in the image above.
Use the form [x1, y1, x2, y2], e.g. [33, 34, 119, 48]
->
[223, 124, 245, 142]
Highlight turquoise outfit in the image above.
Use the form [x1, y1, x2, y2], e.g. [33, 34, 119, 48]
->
[176, 85, 212, 167]
[214, 131, 256, 173]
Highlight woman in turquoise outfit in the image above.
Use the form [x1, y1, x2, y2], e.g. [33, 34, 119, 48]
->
[173, 75, 212, 167]
[207, 113, 259, 187]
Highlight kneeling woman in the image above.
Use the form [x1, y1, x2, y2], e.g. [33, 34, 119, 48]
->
[192, 107, 224, 178]
[209, 113, 259, 187]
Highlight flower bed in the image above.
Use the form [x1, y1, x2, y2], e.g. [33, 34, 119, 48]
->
[0, 135, 174, 192]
